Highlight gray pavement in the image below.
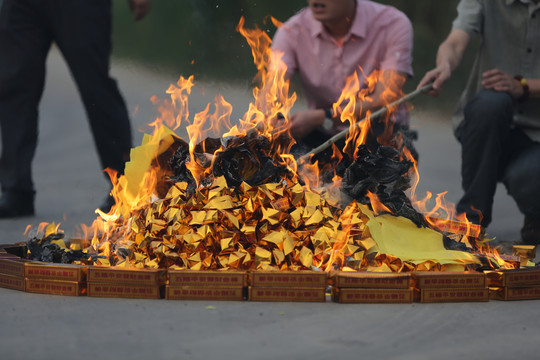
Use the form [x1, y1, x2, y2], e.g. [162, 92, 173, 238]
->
[1, 49, 538, 360]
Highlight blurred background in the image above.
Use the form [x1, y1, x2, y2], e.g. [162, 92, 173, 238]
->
[112, 0, 478, 111]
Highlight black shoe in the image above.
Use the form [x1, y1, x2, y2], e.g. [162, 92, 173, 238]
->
[99, 194, 116, 213]
[0, 191, 35, 218]
[521, 216, 540, 246]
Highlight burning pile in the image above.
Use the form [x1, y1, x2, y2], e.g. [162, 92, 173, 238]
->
[23, 127, 504, 273]
[94, 175, 371, 271]
[22, 18, 531, 274]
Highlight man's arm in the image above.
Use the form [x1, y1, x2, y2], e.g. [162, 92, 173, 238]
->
[417, 29, 470, 96]
[482, 69, 540, 100]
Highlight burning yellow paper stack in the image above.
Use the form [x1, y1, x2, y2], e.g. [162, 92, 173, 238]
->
[116, 175, 372, 272]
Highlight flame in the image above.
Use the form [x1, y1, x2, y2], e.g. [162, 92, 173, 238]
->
[28, 17, 519, 272]
[23, 222, 62, 240]
[149, 75, 194, 131]
[366, 191, 393, 215]
[332, 69, 406, 158]
[324, 209, 354, 271]
[73, 16, 300, 261]
[477, 244, 518, 269]
[405, 139, 481, 248]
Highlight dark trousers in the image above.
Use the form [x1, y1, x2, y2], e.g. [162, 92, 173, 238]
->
[0, 0, 132, 193]
[456, 90, 540, 226]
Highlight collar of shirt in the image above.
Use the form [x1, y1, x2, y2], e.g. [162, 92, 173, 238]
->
[308, 0, 367, 43]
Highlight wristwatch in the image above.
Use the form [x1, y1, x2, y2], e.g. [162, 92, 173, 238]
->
[514, 75, 530, 101]
[322, 108, 334, 131]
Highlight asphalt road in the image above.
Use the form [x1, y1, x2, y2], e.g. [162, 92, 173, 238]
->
[0, 49, 538, 360]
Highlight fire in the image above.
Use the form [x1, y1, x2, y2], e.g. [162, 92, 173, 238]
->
[149, 75, 195, 132]
[366, 191, 393, 215]
[23, 17, 521, 273]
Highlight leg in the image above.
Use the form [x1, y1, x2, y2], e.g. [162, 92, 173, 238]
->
[0, 0, 51, 216]
[455, 90, 514, 226]
[50, 0, 132, 177]
[501, 132, 540, 244]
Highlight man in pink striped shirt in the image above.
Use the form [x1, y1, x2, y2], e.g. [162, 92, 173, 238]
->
[272, 0, 413, 153]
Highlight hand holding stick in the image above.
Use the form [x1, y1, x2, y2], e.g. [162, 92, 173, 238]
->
[298, 83, 434, 162]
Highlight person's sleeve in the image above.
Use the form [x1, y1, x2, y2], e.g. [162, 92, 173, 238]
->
[452, 0, 483, 36]
[380, 12, 414, 77]
[271, 24, 298, 79]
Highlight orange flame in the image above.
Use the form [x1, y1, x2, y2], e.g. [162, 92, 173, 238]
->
[366, 191, 393, 215]
[52, 17, 510, 272]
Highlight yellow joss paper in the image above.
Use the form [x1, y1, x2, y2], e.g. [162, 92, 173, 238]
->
[204, 195, 234, 210]
[290, 207, 303, 228]
[322, 206, 333, 219]
[244, 198, 255, 212]
[50, 238, 67, 249]
[360, 237, 377, 252]
[44, 223, 58, 238]
[134, 252, 147, 262]
[69, 239, 84, 251]
[96, 258, 110, 267]
[353, 250, 365, 261]
[115, 260, 131, 268]
[202, 254, 213, 268]
[188, 253, 201, 262]
[183, 232, 203, 244]
[212, 176, 228, 191]
[273, 249, 285, 264]
[255, 247, 272, 264]
[123, 125, 178, 201]
[163, 208, 179, 222]
[190, 211, 207, 225]
[220, 237, 233, 251]
[359, 205, 480, 266]
[305, 209, 324, 225]
[262, 207, 281, 225]
[304, 192, 321, 208]
[241, 224, 256, 234]
[227, 253, 241, 268]
[263, 231, 284, 246]
[303, 206, 316, 219]
[283, 231, 295, 256]
[239, 181, 252, 193]
[150, 219, 167, 234]
[145, 259, 159, 268]
[344, 244, 360, 256]
[197, 224, 212, 238]
[262, 183, 284, 196]
[311, 228, 330, 247]
[327, 219, 340, 230]
[222, 210, 240, 229]
[299, 246, 313, 268]
[290, 184, 304, 206]
[443, 264, 467, 272]
[367, 263, 393, 272]
[165, 183, 186, 199]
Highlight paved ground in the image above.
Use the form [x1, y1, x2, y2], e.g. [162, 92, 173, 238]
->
[1, 49, 538, 360]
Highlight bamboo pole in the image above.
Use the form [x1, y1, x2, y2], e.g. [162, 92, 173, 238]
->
[298, 83, 433, 162]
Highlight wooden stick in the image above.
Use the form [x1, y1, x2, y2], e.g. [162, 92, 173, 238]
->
[298, 83, 433, 162]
